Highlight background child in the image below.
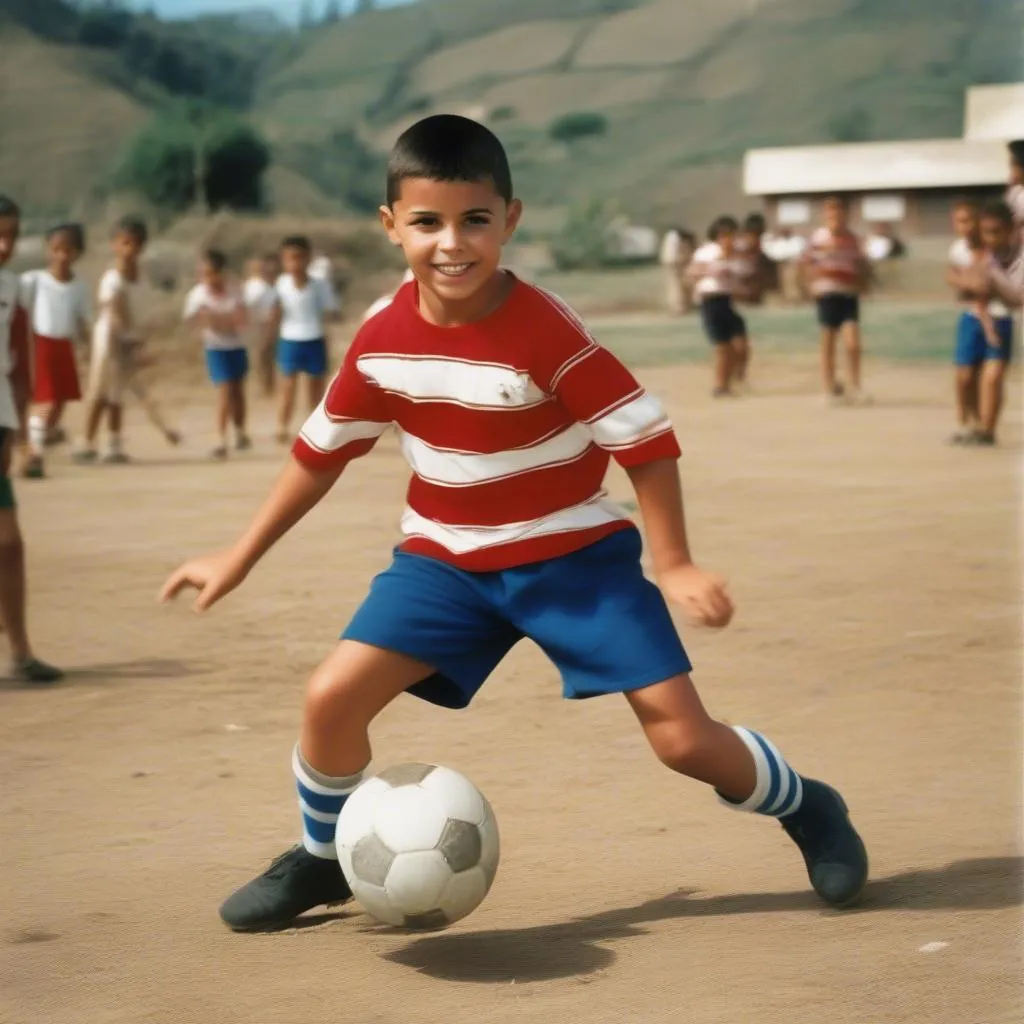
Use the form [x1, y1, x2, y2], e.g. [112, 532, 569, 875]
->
[688, 216, 753, 396]
[76, 217, 179, 464]
[0, 194, 62, 683]
[800, 196, 871, 404]
[243, 253, 280, 397]
[947, 199, 996, 442]
[948, 200, 1022, 446]
[271, 235, 340, 443]
[1007, 140, 1024, 234]
[20, 223, 91, 479]
[184, 249, 250, 459]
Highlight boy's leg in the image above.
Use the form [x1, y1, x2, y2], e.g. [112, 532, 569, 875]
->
[819, 327, 839, 397]
[305, 373, 326, 413]
[231, 378, 250, 448]
[259, 334, 276, 397]
[841, 318, 864, 395]
[712, 342, 733, 396]
[626, 674, 867, 906]
[24, 405, 48, 477]
[219, 549, 517, 932]
[213, 383, 230, 458]
[976, 357, 1008, 444]
[0, 435, 62, 683]
[730, 333, 750, 387]
[277, 374, 297, 442]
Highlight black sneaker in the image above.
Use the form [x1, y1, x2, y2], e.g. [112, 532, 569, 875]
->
[219, 845, 352, 932]
[10, 657, 64, 684]
[780, 779, 868, 908]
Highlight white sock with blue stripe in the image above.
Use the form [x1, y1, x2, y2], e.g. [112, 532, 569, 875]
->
[718, 726, 804, 817]
[293, 745, 365, 861]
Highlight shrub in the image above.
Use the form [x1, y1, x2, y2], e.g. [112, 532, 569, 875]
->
[548, 111, 608, 143]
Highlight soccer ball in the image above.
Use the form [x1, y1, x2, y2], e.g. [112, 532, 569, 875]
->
[336, 763, 500, 930]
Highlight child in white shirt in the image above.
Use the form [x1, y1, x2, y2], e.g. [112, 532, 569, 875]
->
[20, 223, 91, 478]
[271, 235, 340, 443]
[184, 249, 250, 459]
[243, 252, 280, 397]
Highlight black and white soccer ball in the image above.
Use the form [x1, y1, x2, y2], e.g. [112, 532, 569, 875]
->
[336, 763, 500, 929]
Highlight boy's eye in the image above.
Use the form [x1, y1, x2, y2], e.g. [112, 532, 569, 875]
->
[465, 215, 490, 226]
[411, 216, 439, 227]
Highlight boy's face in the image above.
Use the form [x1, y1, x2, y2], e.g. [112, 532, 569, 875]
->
[48, 232, 78, 274]
[717, 228, 736, 254]
[114, 229, 143, 262]
[0, 214, 19, 268]
[823, 200, 848, 232]
[951, 205, 977, 239]
[261, 256, 279, 281]
[380, 177, 522, 302]
[979, 215, 1011, 252]
[281, 245, 309, 277]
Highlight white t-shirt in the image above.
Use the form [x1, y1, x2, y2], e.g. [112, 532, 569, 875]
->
[0, 269, 19, 429]
[94, 267, 145, 346]
[19, 270, 91, 339]
[801, 227, 864, 296]
[183, 283, 246, 350]
[275, 274, 338, 342]
[691, 242, 744, 297]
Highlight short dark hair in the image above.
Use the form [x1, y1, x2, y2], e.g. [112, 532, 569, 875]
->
[980, 198, 1014, 226]
[386, 114, 513, 206]
[1008, 140, 1024, 166]
[203, 248, 228, 272]
[823, 194, 850, 209]
[0, 195, 20, 220]
[47, 222, 86, 252]
[952, 196, 980, 213]
[115, 215, 148, 246]
[708, 215, 739, 240]
[744, 212, 766, 233]
[281, 235, 311, 254]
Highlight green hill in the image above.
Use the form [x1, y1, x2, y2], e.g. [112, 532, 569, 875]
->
[3, 0, 1022, 225]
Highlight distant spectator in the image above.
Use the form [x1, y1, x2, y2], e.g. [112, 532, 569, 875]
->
[659, 226, 697, 314]
[864, 223, 906, 262]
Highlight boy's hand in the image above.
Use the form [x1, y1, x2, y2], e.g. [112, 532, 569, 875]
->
[160, 549, 250, 611]
[658, 564, 734, 628]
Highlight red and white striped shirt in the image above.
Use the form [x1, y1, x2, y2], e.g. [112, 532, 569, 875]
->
[293, 275, 680, 570]
[801, 227, 865, 297]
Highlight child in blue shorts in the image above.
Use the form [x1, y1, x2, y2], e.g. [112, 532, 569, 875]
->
[184, 249, 251, 459]
[162, 115, 869, 933]
[271, 235, 340, 444]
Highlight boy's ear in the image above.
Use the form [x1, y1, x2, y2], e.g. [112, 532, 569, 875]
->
[502, 199, 524, 243]
[379, 205, 402, 246]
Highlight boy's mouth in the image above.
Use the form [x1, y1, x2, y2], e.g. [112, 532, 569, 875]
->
[432, 262, 475, 277]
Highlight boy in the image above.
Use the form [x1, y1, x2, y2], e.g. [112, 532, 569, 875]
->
[1007, 140, 1024, 233]
[947, 200, 1022, 446]
[800, 196, 871, 404]
[21, 222, 91, 478]
[243, 253, 280, 397]
[162, 115, 868, 933]
[184, 249, 251, 459]
[0, 195, 62, 683]
[271, 236, 340, 443]
[687, 216, 754, 396]
[75, 217, 179, 464]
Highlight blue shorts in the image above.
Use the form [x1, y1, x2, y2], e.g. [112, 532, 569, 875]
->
[205, 347, 249, 384]
[954, 311, 1014, 367]
[277, 338, 327, 377]
[343, 528, 692, 710]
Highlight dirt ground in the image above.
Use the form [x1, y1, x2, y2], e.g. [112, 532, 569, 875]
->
[2, 332, 1021, 1024]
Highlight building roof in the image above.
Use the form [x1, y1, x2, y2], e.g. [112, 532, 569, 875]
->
[963, 83, 1024, 140]
[743, 137, 1008, 197]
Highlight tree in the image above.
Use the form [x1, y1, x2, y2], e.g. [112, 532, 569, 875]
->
[298, 0, 315, 29]
[116, 106, 270, 214]
[322, 0, 342, 23]
[354, 0, 376, 13]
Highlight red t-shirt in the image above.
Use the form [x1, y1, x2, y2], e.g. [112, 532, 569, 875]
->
[293, 275, 680, 571]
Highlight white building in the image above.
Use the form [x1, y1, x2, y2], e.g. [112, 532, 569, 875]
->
[743, 83, 1023, 236]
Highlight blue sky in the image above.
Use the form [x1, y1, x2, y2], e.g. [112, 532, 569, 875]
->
[127, 0, 414, 22]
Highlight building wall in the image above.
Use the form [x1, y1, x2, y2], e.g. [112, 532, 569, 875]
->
[762, 186, 1005, 238]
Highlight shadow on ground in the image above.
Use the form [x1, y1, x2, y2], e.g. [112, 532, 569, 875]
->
[380, 856, 1022, 983]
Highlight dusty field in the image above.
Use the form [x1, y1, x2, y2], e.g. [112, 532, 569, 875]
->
[2, 325, 1021, 1024]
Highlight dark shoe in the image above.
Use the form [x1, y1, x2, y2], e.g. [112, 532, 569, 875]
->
[780, 779, 868, 908]
[219, 845, 352, 932]
[963, 430, 996, 447]
[11, 657, 64, 684]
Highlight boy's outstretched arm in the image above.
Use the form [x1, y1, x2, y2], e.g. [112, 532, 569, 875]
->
[160, 458, 344, 611]
[627, 458, 734, 628]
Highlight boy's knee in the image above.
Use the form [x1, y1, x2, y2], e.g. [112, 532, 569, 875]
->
[648, 720, 715, 774]
[0, 517, 24, 558]
[305, 665, 357, 723]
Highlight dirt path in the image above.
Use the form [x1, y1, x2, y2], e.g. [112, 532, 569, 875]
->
[2, 356, 1020, 1024]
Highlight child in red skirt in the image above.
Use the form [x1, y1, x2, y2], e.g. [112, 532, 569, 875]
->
[20, 223, 91, 478]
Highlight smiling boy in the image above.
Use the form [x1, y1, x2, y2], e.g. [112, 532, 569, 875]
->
[163, 115, 868, 932]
